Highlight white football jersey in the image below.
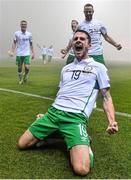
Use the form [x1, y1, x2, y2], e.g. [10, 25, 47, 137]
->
[79, 19, 107, 55]
[41, 47, 47, 55]
[13, 31, 33, 56]
[47, 48, 54, 57]
[52, 58, 110, 118]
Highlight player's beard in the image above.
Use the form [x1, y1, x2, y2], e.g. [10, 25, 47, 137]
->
[74, 48, 88, 61]
[85, 15, 92, 21]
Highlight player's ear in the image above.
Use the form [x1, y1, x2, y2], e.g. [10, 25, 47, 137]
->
[87, 39, 91, 47]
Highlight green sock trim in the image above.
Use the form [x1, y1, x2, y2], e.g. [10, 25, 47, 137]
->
[89, 147, 94, 168]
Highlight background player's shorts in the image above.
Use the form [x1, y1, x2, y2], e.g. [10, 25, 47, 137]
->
[16, 55, 30, 65]
[29, 106, 91, 150]
[90, 54, 105, 65]
[42, 54, 46, 60]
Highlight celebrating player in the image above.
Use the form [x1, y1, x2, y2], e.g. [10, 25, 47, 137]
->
[18, 30, 118, 176]
[78, 3, 122, 65]
[61, 19, 78, 64]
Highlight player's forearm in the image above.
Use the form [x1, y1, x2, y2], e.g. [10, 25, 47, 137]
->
[65, 40, 72, 52]
[30, 43, 34, 54]
[103, 96, 116, 124]
[11, 42, 16, 53]
[101, 88, 116, 124]
[104, 35, 119, 48]
[101, 88, 118, 134]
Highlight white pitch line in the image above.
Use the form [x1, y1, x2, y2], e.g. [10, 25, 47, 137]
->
[0, 88, 131, 118]
[0, 88, 54, 101]
[96, 108, 131, 118]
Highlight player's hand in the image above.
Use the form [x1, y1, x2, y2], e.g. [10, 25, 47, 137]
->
[61, 54, 67, 59]
[61, 49, 67, 54]
[36, 114, 44, 120]
[8, 50, 14, 57]
[106, 121, 118, 134]
[116, 44, 122, 50]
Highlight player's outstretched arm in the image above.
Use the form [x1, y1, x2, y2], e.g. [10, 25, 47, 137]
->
[100, 88, 118, 135]
[102, 33, 122, 50]
[60, 39, 73, 58]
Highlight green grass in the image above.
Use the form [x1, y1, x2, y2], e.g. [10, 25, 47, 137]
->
[0, 60, 131, 179]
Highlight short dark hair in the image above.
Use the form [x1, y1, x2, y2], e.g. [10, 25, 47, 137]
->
[74, 29, 91, 44]
[84, 3, 94, 9]
[20, 20, 27, 24]
[71, 20, 78, 24]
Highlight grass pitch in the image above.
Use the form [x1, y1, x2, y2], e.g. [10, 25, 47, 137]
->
[0, 59, 131, 179]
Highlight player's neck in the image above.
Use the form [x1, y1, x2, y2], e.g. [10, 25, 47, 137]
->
[85, 18, 92, 22]
[77, 54, 89, 62]
[21, 30, 26, 33]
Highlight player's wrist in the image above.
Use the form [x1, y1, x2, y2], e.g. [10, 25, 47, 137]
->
[108, 120, 117, 127]
[114, 43, 118, 47]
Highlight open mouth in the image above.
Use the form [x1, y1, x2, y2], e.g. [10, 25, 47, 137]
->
[75, 43, 83, 52]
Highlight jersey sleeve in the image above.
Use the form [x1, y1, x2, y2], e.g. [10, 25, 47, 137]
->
[13, 32, 17, 42]
[100, 22, 107, 35]
[97, 65, 110, 89]
[29, 33, 33, 43]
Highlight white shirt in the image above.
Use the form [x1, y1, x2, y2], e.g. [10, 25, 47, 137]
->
[41, 47, 47, 55]
[13, 30, 33, 56]
[79, 19, 107, 55]
[47, 48, 54, 57]
[52, 58, 110, 118]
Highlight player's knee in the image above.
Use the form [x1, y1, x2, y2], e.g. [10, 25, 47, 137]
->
[18, 67, 22, 73]
[17, 130, 38, 150]
[72, 163, 90, 176]
[25, 67, 29, 73]
[17, 137, 28, 150]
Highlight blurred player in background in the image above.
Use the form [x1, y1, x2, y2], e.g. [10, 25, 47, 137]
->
[47, 45, 54, 63]
[37, 44, 47, 64]
[61, 19, 78, 64]
[9, 20, 34, 84]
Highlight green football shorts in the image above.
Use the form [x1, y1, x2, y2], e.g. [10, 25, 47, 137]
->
[29, 106, 91, 150]
[16, 55, 30, 65]
[90, 54, 105, 65]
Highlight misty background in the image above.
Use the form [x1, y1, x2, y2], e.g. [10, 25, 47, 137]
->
[0, 0, 131, 63]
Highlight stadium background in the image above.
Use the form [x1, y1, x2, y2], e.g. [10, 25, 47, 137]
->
[0, 0, 131, 63]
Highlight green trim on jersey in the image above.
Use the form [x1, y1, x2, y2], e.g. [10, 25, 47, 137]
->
[89, 54, 105, 65]
[66, 54, 75, 65]
[81, 82, 97, 116]
[16, 55, 30, 65]
[29, 106, 91, 150]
